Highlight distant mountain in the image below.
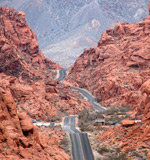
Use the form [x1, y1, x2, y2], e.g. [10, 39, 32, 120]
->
[0, 0, 149, 68]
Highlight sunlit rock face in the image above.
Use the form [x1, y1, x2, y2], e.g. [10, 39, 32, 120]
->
[0, 6, 92, 159]
[66, 8, 150, 109]
[65, 3, 150, 157]
[0, 0, 149, 68]
[0, 6, 92, 121]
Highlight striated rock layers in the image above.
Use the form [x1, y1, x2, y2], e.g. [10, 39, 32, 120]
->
[0, 7, 92, 121]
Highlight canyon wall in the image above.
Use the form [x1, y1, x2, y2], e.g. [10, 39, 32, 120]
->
[0, 7, 92, 159]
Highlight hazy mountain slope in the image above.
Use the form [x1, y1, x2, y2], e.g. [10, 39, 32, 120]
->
[44, 0, 149, 68]
[0, 0, 149, 68]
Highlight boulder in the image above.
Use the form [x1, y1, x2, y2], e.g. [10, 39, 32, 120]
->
[114, 23, 125, 35]
[121, 119, 135, 127]
[18, 113, 33, 132]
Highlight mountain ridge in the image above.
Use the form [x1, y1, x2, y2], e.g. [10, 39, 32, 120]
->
[0, 0, 149, 67]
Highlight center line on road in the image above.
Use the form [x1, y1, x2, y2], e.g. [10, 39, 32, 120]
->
[77, 133, 86, 160]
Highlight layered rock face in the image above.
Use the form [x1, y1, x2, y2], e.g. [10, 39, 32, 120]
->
[0, 7, 91, 121]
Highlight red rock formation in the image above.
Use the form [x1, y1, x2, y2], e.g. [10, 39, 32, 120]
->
[66, 4, 150, 157]
[0, 7, 92, 121]
[99, 87, 150, 158]
[0, 7, 60, 81]
[0, 77, 70, 160]
[0, 7, 92, 159]
[121, 119, 135, 127]
[66, 14, 150, 109]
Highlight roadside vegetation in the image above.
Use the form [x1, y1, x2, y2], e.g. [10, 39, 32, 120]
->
[78, 106, 148, 160]
[78, 105, 131, 132]
[97, 146, 128, 160]
[60, 133, 72, 156]
[95, 145, 148, 160]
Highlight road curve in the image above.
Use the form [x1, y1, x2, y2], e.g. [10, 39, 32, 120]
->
[57, 69, 105, 160]
[71, 86, 105, 112]
[57, 69, 106, 112]
[63, 116, 94, 160]
[56, 69, 67, 81]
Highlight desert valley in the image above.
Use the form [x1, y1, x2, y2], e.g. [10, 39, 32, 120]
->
[0, 0, 150, 160]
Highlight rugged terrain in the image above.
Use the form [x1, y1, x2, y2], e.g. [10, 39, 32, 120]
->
[0, 7, 91, 121]
[66, 12, 150, 109]
[0, 0, 149, 67]
[0, 80, 70, 159]
[66, 5, 150, 159]
[0, 7, 92, 159]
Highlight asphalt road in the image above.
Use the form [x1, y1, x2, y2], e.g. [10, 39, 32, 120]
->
[63, 116, 94, 160]
[57, 69, 106, 160]
[56, 69, 67, 81]
[71, 86, 105, 112]
[63, 116, 79, 133]
[57, 69, 105, 112]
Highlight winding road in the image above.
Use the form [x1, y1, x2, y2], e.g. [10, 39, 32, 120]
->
[71, 86, 105, 112]
[56, 69, 105, 160]
[56, 69, 105, 112]
[56, 69, 67, 81]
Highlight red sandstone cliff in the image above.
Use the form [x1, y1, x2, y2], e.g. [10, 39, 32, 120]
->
[0, 7, 91, 121]
[0, 7, 92, 159]
[0, 7, 60, 79]
[66, 4, 150, 158]
[66, 12, 150, 109]
[0, 76, 70, 160]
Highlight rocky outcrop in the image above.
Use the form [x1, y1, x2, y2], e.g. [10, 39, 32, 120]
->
[66, 3, 150, 157]
[121, 119, 135, 127]
[0, 78, 70, 160]
[0, 7, 60, 81]
[98, 78, 150, 158]
[66, 14, 150, 109]
[0, 7, 92, 159]
[0, 7, 92, 121]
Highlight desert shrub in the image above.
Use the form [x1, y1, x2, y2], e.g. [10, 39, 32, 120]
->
[119, 105, 131, 112]
[80, 123, 93, 132]
[97, 145, 110, 154]
[131, 150, 147, 160]
[50, 115, 62, 122]
[60, 135, 71, 155]
[107, 153, 128, 160]
[96, 98, 101, 103]
[105, 107, 118, 115]
[97, 146, 128, 160]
